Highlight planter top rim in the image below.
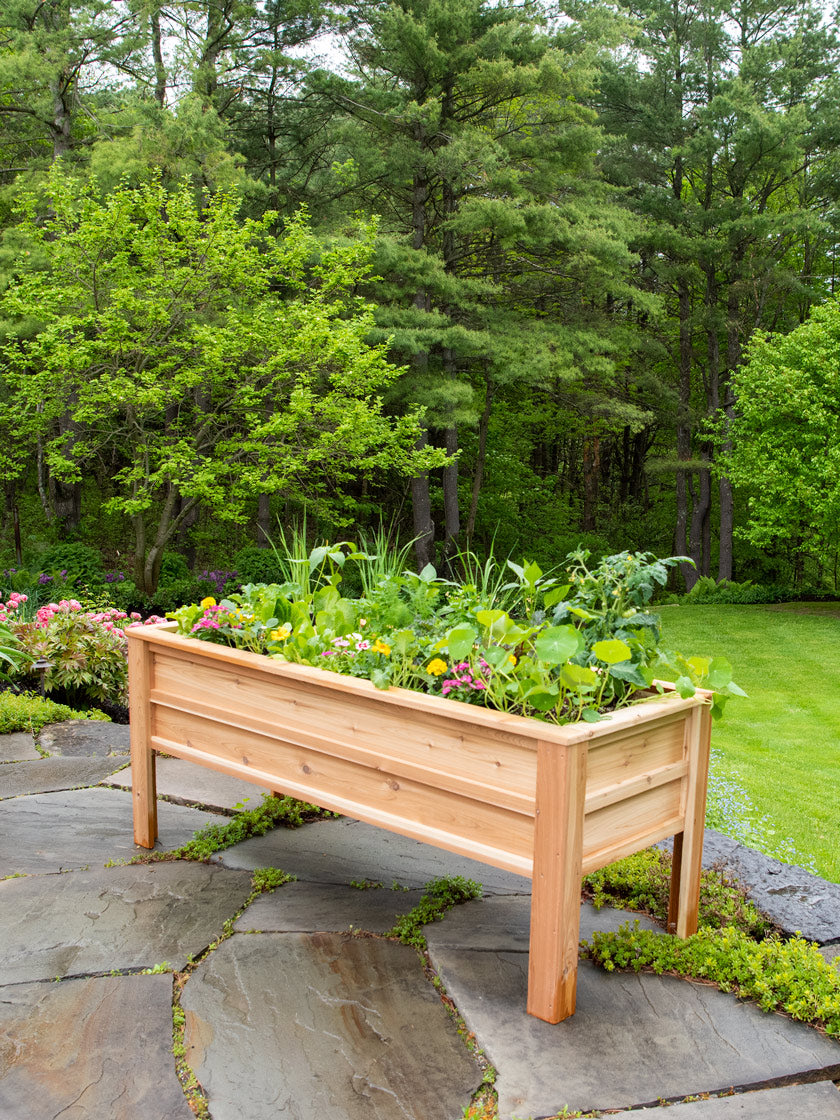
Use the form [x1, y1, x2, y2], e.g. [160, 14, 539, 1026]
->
[127, 622, 709, 744]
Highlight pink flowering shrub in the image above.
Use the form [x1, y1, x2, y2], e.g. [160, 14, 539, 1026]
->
[6, 598, 166, 704]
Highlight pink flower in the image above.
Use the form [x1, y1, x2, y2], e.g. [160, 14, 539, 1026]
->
[356, 640, 370, 650]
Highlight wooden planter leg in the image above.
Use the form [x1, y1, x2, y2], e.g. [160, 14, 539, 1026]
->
[668, 701, 713, 937]
[128, 639, 158, 848]
[527, 740, 587, 1023]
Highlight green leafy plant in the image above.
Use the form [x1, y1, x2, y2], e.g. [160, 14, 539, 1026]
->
[133, 793, 330, 863]
[583, 924, 840, 1037]
[387, 876, 482, 949]
[168, 544, 743, 725]
[583, 850, 769, 938]
[0, 690, 110, 734]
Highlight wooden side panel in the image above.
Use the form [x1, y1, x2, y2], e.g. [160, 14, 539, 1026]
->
[585, 717, 686, 794]
[151, 700, 536, 875]
[582, 779, 684, 871]
[151, 651, 538, 802]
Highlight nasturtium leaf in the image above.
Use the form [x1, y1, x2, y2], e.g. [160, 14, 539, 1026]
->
[581, 708, 606, 723]
[560, 663, 597, 691]
[674, 675, 695, 698]
[707, 657, 733, 689]
[686, 656, 710, 679]
[535, 625, 581, 665]
[482, 645, 510, 668]
[475, 609, 506, 629]
[525, 686, 559, 711]
[447, 625, 477, 661]
[592, 638, 632, 664]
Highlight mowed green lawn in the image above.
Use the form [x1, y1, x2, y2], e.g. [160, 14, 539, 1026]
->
[658, 603, 840, 884]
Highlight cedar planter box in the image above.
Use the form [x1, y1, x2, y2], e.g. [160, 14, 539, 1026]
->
[127, 622, 712, 1024]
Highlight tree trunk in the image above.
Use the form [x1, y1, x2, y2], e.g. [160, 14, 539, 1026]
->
[257, 493, 272, 544]
[466, 376, 494, 540]
[581, 432, 600, 532]
[675, 275, 694, 587]
[411, 429, 434, 571]
[718, 392, 735, 581]
[408, 151, 434, 570]
[440, 347, 460, 557]
[688, 466, 711, 576]
[151, 5, 167, 108]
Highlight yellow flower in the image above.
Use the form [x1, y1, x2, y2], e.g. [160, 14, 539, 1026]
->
[270, 623, 292, 641]
[200, 596, 216, 609]
[372, 639, 391, 656]
[508, 654, 517, 666]
[427, 658, 448, 676]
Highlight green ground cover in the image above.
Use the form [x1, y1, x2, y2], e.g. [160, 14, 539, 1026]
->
[659, 603, 840, 884]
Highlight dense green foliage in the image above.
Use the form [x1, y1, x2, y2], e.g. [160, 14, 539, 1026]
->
[584, 850, 769, 938]
[136, 793, 331, 862]
[168, 543, 744, 722]
[0, 0, 838, 594]
[0, 691, 109, 735]
[584, 924, 840, 1037]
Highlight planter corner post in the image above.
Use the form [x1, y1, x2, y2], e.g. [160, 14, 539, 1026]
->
[527, 738, 587, 1023]
[128, 633, 158, 848]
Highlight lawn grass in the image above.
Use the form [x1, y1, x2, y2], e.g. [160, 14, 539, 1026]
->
[658, 603, 840, 884]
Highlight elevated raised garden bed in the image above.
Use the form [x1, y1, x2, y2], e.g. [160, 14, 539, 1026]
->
[128, 622, 712, 1023]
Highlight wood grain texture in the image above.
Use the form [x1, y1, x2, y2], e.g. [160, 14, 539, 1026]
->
[527, 739, 587, 1022]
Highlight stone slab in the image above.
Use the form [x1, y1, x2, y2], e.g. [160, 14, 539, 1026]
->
[0, 732, 40, 762]
[0, 973, 194, 1120]
[236, 881, 426, 934]
[627, 1081, 840, 1117]
[669, 829, 840, 944]
[425, 896, 662, 953]
[107, 755, 271, 812]
[0, 757, 119, 800]
[426, 949, 840, 1118]
[0, 862, 254, 983]
[37, 719, 131, 757]
[0, 787, 219, 876]
[182, 932, 480, 1120]
[217, 816, 531, 894]
[821, 943, 840, 968]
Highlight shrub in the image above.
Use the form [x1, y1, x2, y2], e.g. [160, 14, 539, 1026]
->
[158, 553, 191, 583]
[232, 545, 284, 587]
[0, 691, 109, 734]
[37, 542, 104, 585]
[8, 600, 165, 706]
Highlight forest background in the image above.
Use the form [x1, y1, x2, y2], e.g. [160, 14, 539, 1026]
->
[2, 0, 840, 603]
